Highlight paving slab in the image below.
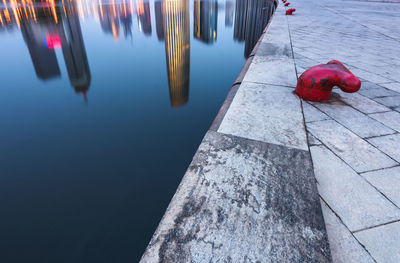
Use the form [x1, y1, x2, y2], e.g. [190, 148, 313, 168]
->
[242, 56, 298, 88]
[343, 67, 392, 84]
[340, 93, 390, 114]
[307, 120, 397, 173]
[370, 111, 400, 132]
[368, 133, 400, 163]
[362, 166, 400, 208]
[381, 82, 400, 93]
[307, 132, 322, 146]
[218, 82, 308, 151]
[355, 222, 400, 263]
[358, 82, 399, 99]
[311, 102, 395, 138]
[255, 42, 293, 59]
[320, 201, 375, 263]
[302, 102, 331, 123]
[311, 145, 400, 231]
[374, 96, 400, 108]
[141, 131, 331, 262]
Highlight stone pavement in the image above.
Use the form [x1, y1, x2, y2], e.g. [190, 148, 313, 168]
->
[286, 0, 400, 262]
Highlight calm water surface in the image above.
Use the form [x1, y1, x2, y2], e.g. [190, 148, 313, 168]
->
[0, 0, 274, 261]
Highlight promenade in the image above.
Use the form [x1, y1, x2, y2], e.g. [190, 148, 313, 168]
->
[141, 0, 400, 262]
[288, 0, 400, 262]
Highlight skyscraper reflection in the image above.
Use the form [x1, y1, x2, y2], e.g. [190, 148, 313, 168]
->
[99, 2, 121, 40]
[233, 0, 247, 41]
[225, 1, 233, 27]
[234, 0, 275, 58]
[163, 0, 190, 107]
[1, 1, 91, 99]
[97, 0, 134, 40]
[59, 4, 91, 97]
[20, 20, 61, 80]
[154, 0, 164, 41]
[193, 0, 218, 44]
[136, 0, 152, 36]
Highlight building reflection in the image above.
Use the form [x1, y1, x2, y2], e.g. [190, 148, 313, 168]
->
[98, 0, 134, 40]
[225, 1, 233, 27]
[99, 3, 121, 40]
[136, 0, 152, 36]
[154, 0, 164, 41]
[163, 0, 190, 107]
[0, 0, 91, 99]
[234, 0, 275, 58]
[193, 0, 217, 44]
[0, 0, 276, 107]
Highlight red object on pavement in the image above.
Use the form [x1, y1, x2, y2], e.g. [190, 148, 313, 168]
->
[285, 2, 290, 6]
[296, 60, 361, 101]
[286, 8, 296, 15]
[282, 0, 287, 3]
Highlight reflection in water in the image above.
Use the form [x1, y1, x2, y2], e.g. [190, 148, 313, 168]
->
[234, 0, 275, 58]
[225, 0, 233, 27]
[11, 1, 91, 99]
[136, 0, 151, 35]
[98, 0, 134, 40]
[163, 0, 190, 107]
[0, 0, 275, 105]
[154, 0, 164, 40]
[193, 0, 217, 44]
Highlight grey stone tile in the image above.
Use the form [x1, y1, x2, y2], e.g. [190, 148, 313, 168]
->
[296, 65, 307, 77]
[363, 166, 400, 208]
[262, 29, 290, 45]
[307, 120, 397, 173]
[255, 42, 293, 59]
[218, 82, 308, 150]
[311, 145, 400, 231]
[381, 82, 400, 93]
[347, 67, 392, 84]
[242, 56, 298, 88]
[308, 132, 322, 146]
[358, 82, 398, 99]
[374, 96, 400, 108]
[141, 131, 331, 263]
[294, 58, 321, 70]
[340, 93, 390, 114]
[302, 102, 331, 123]
[370, 111, 400, 132]
[368, 134, 400, 163]
[355, 222, 400, 263]
[320, 201, 375, 263]
[311, 103, 395, 138]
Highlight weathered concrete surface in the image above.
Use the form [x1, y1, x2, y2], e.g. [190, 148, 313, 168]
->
[141, 1, 332, 262]
[141, 131, 330, 262]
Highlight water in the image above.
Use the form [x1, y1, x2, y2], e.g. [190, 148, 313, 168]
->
[0, 0, 275, 262]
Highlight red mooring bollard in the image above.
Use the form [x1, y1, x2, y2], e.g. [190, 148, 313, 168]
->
[296, 60, 361, 101]
[285, 2, 290, 6]
[286, 8, 296, 15]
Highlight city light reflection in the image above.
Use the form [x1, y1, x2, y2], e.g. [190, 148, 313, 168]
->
[0, 0, 275, 105]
